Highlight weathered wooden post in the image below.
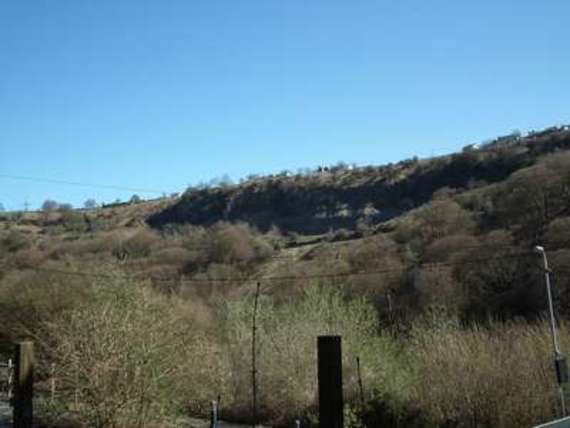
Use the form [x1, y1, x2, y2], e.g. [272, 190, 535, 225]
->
[210, 399, 218, 428]
[13, 341, 34, 428]
[251, 281, 261, 428]
[356, 356, 366, 415]
[50, 362, 56, 404]
[318, 335, 343, 428]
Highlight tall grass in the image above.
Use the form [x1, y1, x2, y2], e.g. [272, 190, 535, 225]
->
[409, 318, 564, 427]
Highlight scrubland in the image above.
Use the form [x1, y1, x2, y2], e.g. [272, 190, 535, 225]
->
[0, 265, 567, 427]
[1, 133, 570, 426]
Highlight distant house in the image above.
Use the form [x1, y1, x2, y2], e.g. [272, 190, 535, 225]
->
[462, 143, 481, 152]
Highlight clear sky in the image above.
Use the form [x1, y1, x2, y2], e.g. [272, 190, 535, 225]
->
[1, 0, 569, 211]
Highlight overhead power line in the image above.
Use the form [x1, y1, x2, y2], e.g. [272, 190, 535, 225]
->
[0, 173, 168, 195]
[1, 249, 543, 285]
[1, 159, 568, 209]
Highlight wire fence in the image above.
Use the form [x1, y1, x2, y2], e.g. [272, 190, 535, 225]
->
[0, 359, 13, 403]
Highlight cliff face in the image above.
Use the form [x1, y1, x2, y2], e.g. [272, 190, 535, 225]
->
[147, 128, 570, 234]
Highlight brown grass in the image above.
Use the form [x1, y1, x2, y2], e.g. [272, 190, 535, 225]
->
[409, 319, 564, 427]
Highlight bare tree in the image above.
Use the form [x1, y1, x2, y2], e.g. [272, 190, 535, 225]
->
[84, 199, 98, 209]
[42, 199, 59, 212]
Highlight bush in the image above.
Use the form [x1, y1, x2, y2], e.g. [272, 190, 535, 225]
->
[493, 153, 570, 240]
[208, 222, 273, 265]
[4, 261, 567, 428]
[84, 199, 98, 209]
[0, 230, 31, 253]
[113, 229, 161, 259]
[42, 199, 59, 212]
[415, 266, 460, 310]
[545, 216, 570, 249]
[60, 210, 87, 233]
[422, 233, 479, 263]
[151, 246, 192, 267]
[49, 235, 115, 261]
[409, 320, 563, 427]
[452, 231, 542, 321]
[0, 268, 91, 342]
[38, 268, 224, 427]
[344, 235, 402, 272]
[11, 247, 47, 268]
[414, 199, 475, 244]
[218, 285, 412, 425]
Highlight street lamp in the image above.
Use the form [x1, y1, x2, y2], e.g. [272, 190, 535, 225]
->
[535, 245, 568, 417]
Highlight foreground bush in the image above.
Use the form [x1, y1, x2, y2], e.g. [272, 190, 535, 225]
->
[409, 319, 564, 427]
[3, 265, 568, 427]
[0, 269, 91, 343]
[218, 285, 413, 425]
[37, 269, 226, 427]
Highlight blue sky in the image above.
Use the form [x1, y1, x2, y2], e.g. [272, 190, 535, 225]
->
[1, 0, 569, 210]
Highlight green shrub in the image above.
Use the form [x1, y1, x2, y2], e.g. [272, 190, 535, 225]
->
[218, 285, 412, 425]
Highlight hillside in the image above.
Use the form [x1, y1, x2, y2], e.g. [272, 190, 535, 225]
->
[2, 125, 570, 427]
[1, 124, 569, 322]
[148, 125, 570, 235]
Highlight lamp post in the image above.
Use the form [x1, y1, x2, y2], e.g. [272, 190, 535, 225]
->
[535, 246, 568, 417]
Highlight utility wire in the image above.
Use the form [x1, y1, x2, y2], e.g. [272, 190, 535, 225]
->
[1, 161, 568, 200]
[1, 249, 543, 284]
[0, 173, 168, 195]
[0, 240, 531, 277]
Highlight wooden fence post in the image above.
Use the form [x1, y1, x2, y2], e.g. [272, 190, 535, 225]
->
[251, 281, 261, 428]
[318, 335, 343, 428]
[210, 399, 218, 428]
[13, 341, 34, 428]
[50, 362, 56, 404]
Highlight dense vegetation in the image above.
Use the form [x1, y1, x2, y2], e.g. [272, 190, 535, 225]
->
[1, 125, 570, 427]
